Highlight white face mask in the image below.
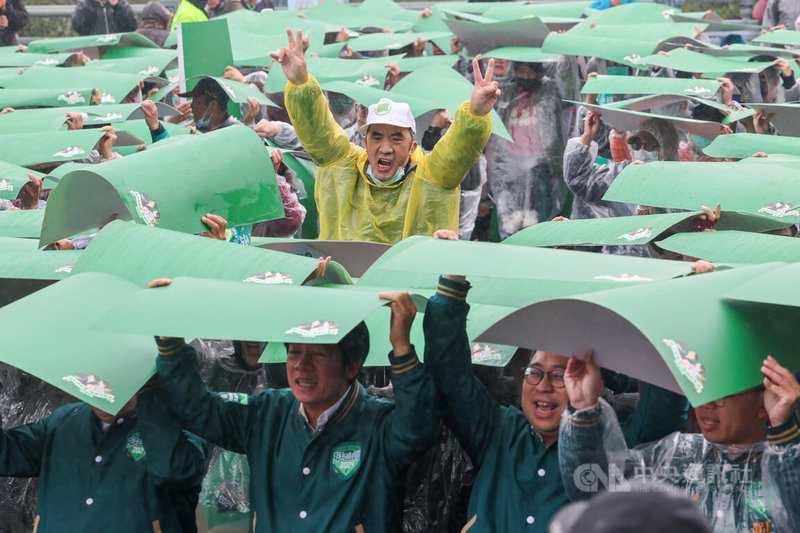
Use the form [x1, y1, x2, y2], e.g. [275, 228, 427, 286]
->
[631, 149, 659, 164]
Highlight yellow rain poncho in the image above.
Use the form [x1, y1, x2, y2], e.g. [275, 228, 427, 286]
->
[285, 75, 491, 244]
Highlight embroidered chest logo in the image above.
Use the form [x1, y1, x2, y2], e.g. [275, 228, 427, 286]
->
[331, 443, 362, 480]
[62, 373, 115, 403]
[218, 392, 249, 405]
[126, 431, 147, 462]
[663, 339, 706, 393]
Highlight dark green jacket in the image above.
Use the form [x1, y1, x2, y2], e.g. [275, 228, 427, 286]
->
[155, 338, 440, 533]
[0, 392, 207, 533]
[423, 276, 689, 532]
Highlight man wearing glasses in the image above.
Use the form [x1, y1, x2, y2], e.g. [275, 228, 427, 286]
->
[560, 352, 800, 532]
[422, 274, 688, 532]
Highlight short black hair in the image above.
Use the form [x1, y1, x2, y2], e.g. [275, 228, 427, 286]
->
[338, 321, 370, 370]
[193, 78, 230, 109]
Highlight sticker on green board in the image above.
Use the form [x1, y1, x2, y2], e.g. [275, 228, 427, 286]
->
[139, 66, 160, 76]
[96, 34, 117, 44]
[331, 442, 361, 480]
[244, 271, 293, 285]
[36, 57, 59, 66]
[126, 432, 147, 461]
[663, 339, 706, 393]
[58, 91, 85, 105]
[53, 146, 85, 158]
[624, 53, 642, 63]
[471, 343, 502, 364]
[63, 373, 116, 403]
[618, 227, 653, 241]
[55, 263, 75, 274]
[758, 202, 799, 218]
[593, 274, 653, 283]
[129, 190, 160, 226]
[100, 92, 116, 104]
[684, 85, 714, 95]
[0, 180, 12, 192]
[285, 320, 339, 338]
[93, 113, 124, 122]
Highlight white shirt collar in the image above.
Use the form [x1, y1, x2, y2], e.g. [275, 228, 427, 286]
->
[299, 385, 352, 435]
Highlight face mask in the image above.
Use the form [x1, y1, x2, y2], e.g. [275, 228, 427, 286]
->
[366, 164, 406, 186]
[691, 134, 712, 150]
[195, 109, 211, 131]
[631, 149, 659, 164]
[516, 77, 539, 91]
[607, 66, 628, 76]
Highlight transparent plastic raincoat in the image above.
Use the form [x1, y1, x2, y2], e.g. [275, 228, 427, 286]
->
[559, 399, 800, 533]
[284, 76, 492, 243]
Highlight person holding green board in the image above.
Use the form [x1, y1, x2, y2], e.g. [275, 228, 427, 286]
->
[560, 351, 800, 532]
[273, 29, 497, 244]
[151, 282, 441, 532]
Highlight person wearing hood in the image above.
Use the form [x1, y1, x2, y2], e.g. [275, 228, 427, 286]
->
[563, 113, 680, 222]
[205, 0, 242, 18]
[274, 29, 495, 244]
[170, 0, 207, 32]
[0, 0, 28, 46]
[485, 60, 565, 239]
[763, 0, 800, 30]
[71, 0, 137, 36]
[136, 1, 171, 47]
[559, 351, 800, 533]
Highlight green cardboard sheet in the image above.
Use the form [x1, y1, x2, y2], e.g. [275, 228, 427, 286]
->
[391, 66, 511, 142]
[442, 14, 550, 56]
[0, 271, 157, 414]
[667, 11, 760, 32]
[636, 48, 775, 76]
[502, 210, 790, 248]
[566, 21, 705, 41]
[482, 46, 560, 63]
[0, 88, 98, 108]
[102, 47, 179, 61]
[753, 29, 800, 47]
[607, 94, 731, 115]
[0, 103, 178, 134]
[263, 56, 392, 94]
[0, 209, 44, 238]
[604, 157, 800, 224]
[360, 236, 694, 309]
[0, 51, 73, 67]
[26, 32, 159, 54]
[723, 263, 800, 309]
[253, 238, 389, 278]
[321, 79, 433, 117]
[39, 126, 284, 247]
[585, 2, 680, 23]
[3, 67, 148, 104]
[0, 161, 47, 200]
[477, 262, 800, 406]
[0, 237, 79, 280]
[83, 55, 177, 77]
[542, 32, 658, 68]
[92, 276, 387, 344]
[71, 220, 351, 287]
[482, 2, 589, 20]
[581, 75, 721, 97]
[303, 0, 413, 32]
[178, 19, 234, 94]
[0, 130, 106, 166]
[657, 230, 800, 265]
[745, 104, 800, 138]
[576, 100, 723, 139]
[703, 133, 800, 159]
[343, 31, 453, 53]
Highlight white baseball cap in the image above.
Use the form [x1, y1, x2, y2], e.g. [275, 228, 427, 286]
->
[359, 98, 416, 136]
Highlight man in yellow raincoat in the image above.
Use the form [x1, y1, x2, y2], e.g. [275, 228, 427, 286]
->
[273, 29, 498, 243]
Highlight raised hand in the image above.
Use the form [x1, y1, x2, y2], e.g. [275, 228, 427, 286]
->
[469, 56, 501, 116]
[140, 99, 160, 131]
[580, 111, 602, 146]
[97, 125, 117, 160]
[378, 291, 417, 356]
[269, 29, 308, 85]
[564, 350, 603, 410]
[762, 355, 800, 427]
[201, 213, 228, 240]
[20, 174, 43, 210]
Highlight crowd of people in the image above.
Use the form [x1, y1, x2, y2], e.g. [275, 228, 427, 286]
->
[1, 0, 800, 532]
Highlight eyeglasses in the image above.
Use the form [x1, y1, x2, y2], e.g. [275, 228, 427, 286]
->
[523, 367, 566, 388]
[708, 386, 765, 408]
[627, 138, 659, 152]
